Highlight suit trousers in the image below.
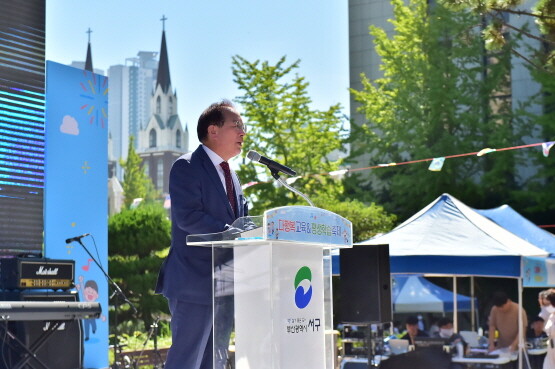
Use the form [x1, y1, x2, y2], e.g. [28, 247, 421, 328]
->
[165, 297, 234, 369]
[165, 299, 213, 369]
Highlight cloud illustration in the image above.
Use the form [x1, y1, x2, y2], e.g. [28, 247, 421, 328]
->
[60, 115, 79, 135]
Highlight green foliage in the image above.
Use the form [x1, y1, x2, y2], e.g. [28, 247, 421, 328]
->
[232, 55, 348, 215]
[120, 136, 159, 208]
[313, 197, 397, 243]
[108, 204, 170, 332]
[348, 0, 530, 220]
[511, 62, 555, 222]
[440, 0, 555, 71]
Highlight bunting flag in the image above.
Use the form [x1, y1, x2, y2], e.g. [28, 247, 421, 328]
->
[428, 157, 445, 171]
[242, 140, 552, 190]
[285, 176, 301, 185]
[241, 181, 260, 190]
[329, 169, 348, 180]
[477, 148, 496, 156]
[543, 142, 554, 157]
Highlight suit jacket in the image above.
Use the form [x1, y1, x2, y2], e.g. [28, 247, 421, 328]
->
[155, 145, 248, 304]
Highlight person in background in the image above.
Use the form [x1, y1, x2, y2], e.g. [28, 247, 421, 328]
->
[435, 318, 467, 350]
[526, 316, 548, 369]
[539, 290, 555, 322]
[400, 315, 429, 345]
[542, 291, 555, 369]
[488, 291, 528, 353]
[434, 317, 467, 369]
[428, 316, 440, 337]
[528, 316, 548, 339]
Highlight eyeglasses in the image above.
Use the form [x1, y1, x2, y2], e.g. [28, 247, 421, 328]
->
[229, 120, 247, 133]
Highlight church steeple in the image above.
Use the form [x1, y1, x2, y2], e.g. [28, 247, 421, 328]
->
[156, 16, 171, 94]
[85, 28, 93, 72]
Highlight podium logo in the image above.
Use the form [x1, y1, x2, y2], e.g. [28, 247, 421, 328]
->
[294, 266, 312, 309]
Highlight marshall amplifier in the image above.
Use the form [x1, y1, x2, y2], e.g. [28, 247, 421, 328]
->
[0, 258, 75, 290]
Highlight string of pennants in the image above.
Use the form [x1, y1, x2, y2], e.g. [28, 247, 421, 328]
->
[242, 141, 554, 190]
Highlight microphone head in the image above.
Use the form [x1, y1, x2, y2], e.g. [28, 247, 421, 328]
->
[246, 150, 261, 162]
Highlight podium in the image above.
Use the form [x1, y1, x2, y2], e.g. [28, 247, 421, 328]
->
[187, 206, 353, 369]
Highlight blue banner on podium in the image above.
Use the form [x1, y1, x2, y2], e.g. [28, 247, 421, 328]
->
[264, 206, 352, 246]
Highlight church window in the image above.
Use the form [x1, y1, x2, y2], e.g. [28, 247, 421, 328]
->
[169, 96, 173, 115]
[156, 96, 161, 114]
[157, 158, 164, 191]
[149, 129, 157, 148]
[176, 130, 181, 148]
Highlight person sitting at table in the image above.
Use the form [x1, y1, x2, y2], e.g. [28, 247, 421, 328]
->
[528, 316, 548, 340]
[488, 291, 528, 353]
[526, 317, 547, 369]
[434, 317, 467, 350]
[400, 315, 429, 345]
[434, 318, 467, 369]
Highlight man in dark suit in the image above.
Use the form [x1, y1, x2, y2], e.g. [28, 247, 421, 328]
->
[155, 100, 247, 369]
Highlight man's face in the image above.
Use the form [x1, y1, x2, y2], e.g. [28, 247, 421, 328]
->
[406, 323, 418, 336]
[532, 321, 544, 335]
[209, 107, 245, 160]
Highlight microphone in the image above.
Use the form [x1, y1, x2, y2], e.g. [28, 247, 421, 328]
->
[65, 233, 90, 244]
[246, 150, 297, 176]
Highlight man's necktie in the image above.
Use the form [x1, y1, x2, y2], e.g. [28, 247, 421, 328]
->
[220, 161, 237, 216]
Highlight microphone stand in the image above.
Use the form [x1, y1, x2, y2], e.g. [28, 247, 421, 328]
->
[270, 169, 315, 207]
[75, 238, 137, 369]
[138, 316, 164, 369]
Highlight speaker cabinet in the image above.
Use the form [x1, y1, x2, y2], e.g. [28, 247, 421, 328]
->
[339, 244, 392, 323]
[0, 291, 83, 369]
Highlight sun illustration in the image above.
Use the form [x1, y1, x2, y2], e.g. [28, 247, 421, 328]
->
[79, 70, 108, 128]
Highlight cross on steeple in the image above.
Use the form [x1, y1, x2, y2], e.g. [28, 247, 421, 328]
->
[160, 15, 167, 31]
[86, 28, 92, 43]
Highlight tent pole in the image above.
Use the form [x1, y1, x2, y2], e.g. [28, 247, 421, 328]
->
[471, 276, 475, 331]
[518, 276, 523, 369]
[453, 276, 458, 332]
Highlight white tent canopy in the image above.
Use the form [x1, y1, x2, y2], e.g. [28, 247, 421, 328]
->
[364, 193, 546, 257]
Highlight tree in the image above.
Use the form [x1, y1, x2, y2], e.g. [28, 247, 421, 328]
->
[512, 60, 555, 224]
[348, 0, 530, 220]
[232, 55, 398, 237]
[120, 136, 159, 208]
[440, 0, 555, 71]
[232, 55, 347, 215]
[108, 204, 170, 333]
[312, 196, 397, 242]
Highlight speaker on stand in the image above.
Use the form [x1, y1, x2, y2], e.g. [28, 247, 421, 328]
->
[339, 244, 392, 324]
[339, 244, 392, 367]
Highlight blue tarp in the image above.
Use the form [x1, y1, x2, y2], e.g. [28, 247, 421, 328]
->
[392, 275, 476, 312]
[475, 205, 555, 255]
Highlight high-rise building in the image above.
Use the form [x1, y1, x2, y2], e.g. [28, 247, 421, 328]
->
[137, 28, 188, 194]
[108, 51, 158, 180]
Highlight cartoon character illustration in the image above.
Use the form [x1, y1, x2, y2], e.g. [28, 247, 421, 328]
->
[76, 275, 106, 341]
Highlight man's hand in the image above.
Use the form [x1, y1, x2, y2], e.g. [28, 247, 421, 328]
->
[488, 342, 496, 352]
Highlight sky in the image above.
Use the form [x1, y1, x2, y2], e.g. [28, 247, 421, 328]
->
[45, 1, 350, 150]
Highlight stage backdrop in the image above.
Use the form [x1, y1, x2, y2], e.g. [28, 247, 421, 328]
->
[44, 61, 109, 369]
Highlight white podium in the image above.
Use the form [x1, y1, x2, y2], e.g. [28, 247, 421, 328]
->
[188, 206, 353, 369]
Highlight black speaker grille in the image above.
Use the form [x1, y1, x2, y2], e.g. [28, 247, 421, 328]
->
[339, 244, 392, 323]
